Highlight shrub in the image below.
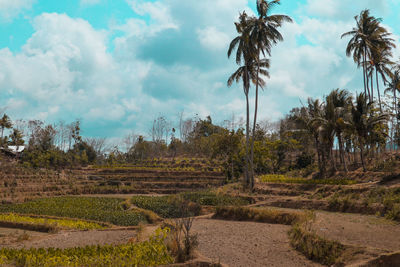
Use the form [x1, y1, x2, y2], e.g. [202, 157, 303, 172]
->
[289, 225, 345, 266]
[213, 206, 302, 225]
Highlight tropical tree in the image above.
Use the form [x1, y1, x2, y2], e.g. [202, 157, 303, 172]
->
[227, 56, 266, 187]
[385, 68, 400, 124]
[350, 93, 388, 171]
[342, 9, 394, 103]
[369, 44, 394, 111]
[9, 129, 24, 147]
[0, 114, 12, 140]
[246, 0, 292, 190]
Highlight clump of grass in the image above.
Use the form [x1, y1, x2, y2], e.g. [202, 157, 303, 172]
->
[131, 191, 251, 219]
[288, 225, 345, 266]
[213, 206, 302, 225]
[260, 174, 356, 185]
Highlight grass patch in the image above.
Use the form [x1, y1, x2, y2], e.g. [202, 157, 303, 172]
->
[131, 192, 252, 218]
[0, 213, 106, 232]
[212, 206, 303, 225]
[0, 197, 148, 226]
[288, 225, 345, 266]
[0, 228, 173, 267]
[131, 195, 202, 218]
[260, 174, 357, 185]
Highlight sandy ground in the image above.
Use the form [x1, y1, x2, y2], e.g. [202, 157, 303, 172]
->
[313, 211, 400, 253]
[192, 219, 321, 267]
[0, 228, 137, 249]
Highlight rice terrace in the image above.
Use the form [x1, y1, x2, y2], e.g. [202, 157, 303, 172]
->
[1, 0, 400, 266]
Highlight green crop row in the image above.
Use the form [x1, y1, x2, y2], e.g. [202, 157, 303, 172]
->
[0, 228, 173, 267]
[0, 213, 105, 231]
[0, 197, 147, 226]
[260, 174, 357, 185]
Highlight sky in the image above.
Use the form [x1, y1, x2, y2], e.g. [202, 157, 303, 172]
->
[0, 0, 399, 140]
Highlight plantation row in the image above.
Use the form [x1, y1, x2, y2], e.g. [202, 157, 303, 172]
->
[0, 213, 106, 231]
[131, 192, 252, 218]
[0, 197, 147, 226]
[0, 228, 173, 267]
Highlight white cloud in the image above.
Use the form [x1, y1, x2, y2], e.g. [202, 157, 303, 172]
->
[197, 26, 230, 51]
[0, 0, 34, 21]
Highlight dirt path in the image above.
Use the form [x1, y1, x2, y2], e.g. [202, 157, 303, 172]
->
[312, 211, 400, 253]
[1, 229, 137, 249]
[192, 218, 321, 267]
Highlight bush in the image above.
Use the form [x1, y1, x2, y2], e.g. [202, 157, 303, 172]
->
[289, 225, 345, 266]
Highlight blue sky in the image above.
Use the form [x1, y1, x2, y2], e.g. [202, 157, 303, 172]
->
[0, 0, 399, 143]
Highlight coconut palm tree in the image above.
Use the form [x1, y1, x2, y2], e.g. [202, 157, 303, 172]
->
[296, 98, 326, 176]
[247, 0, 292, 190]
[342, 9, 394, 103]
[351, 93, 388, 171]
[369, 45, 394, 112]
[228, 11, 254, 188]
[385, 68, 400, 125]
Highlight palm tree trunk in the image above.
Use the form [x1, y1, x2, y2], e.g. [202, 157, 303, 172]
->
[360, 144, 366, 172]
[370, 71, 374, 102]
[362, 52, 367, 99]
[376, 69, 382, 112]
[244, 91, 250, 188]
[250, 50, 261, 192]
[363, 49, 371, 102]
[338, 133, 348, 172]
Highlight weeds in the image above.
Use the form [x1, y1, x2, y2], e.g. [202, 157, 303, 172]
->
[213, 206, 302, 225]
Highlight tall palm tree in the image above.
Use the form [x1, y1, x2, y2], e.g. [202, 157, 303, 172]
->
[369, 45, 394, 112]
[227, 59, 266, 187]
[342, 9, 394, 103]
[228, 11, 255, 188]
[247, 0, 292, 190]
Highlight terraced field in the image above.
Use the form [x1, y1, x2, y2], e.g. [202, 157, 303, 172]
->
[0, 158, 226, 202]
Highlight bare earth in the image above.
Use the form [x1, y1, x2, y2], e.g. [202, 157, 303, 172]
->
[192, 218, 321, 267]
[0, 229, 137, 249]
[313, 211, 400, 253]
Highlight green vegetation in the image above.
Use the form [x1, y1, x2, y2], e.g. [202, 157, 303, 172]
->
[131, 192, 251, 218]
[0, 197, 147, 226]
[324, 187, 400, 221]
[289, 225, 345, 266]
[0, 228, 173, 267]
[0, 213, 106, 231]
[260, 174, 357, 185]
[213, 206, 302, 225]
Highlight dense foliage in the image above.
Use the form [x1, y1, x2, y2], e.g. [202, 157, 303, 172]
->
[0, 197, 147, 226]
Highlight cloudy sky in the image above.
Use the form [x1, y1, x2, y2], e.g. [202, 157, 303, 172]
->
[0, 0, 399, 139]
